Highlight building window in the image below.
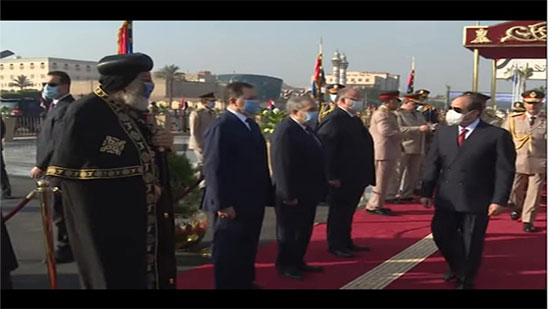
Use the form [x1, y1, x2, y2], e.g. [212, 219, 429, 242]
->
[41, 74, 45, 78]
[86, 65, 91, 72]
[64, 64, 69, 70]
[75, 64, 80, 71]
[358, 79, 362, 82]
[30, 63, 35, 69]
[0, 76, 3, 80]
[19, 63, 24, 69]
[75, 76, 80, 80]
[0, 64, 3, 70]
[9, 64, 14, 70]
[30, 74, 34, 78]
[52, 62, 58, 69]
[10, 75, 14, 79]
[40, 62, 45, 69]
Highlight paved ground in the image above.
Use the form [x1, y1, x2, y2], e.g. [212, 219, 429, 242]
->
[1, 137, 370, 289]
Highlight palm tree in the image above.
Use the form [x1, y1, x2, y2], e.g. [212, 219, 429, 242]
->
[155, 65, 185, 106]
[9, 75, 33, 90]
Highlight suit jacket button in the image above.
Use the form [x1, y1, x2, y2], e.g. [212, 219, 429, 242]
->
[169, 278, 175, 285]
[164, 212, 169, 218]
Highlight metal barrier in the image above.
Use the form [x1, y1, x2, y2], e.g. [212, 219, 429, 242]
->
[13, 117, 43, 137]
[2, 180, 59, 289]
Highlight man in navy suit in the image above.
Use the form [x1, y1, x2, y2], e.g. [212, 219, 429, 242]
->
[316, 88, 376, 258]
[270, 95, 328, 280]
[202, 82, 272, 289]
[421, 92, 516, 289]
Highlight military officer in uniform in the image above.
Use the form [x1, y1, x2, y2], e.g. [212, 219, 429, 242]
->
[47, 53, 177, 289]
[503, 90, 547, 232]
[388, 93, 431, 202]
[189, 92, 217, 163]
[416, 89, 439, 124]
[366, 91, 403, 216]
[318, 84, 345, 123]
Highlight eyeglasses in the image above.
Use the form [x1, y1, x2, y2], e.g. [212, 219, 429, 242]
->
[451, 106, 465, 114]
[42, 82, 58, 87]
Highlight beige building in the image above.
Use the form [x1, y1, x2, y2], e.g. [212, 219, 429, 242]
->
[0, 57, 99, 91]
[326, 71, 400, 91]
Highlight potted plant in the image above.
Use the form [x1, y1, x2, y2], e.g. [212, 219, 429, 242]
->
[167, 152, 208, 251]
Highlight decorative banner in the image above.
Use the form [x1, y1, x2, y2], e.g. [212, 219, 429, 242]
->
[463, 21, 546, 59]
[496, 59, 547, 80]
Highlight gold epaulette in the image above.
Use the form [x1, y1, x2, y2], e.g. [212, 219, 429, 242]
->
[511, 112, 525, 117]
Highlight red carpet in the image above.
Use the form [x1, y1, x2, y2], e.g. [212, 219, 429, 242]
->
[177, 201, 546, 289]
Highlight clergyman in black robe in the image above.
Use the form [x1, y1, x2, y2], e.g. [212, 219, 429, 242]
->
[46, 53, 177, 289]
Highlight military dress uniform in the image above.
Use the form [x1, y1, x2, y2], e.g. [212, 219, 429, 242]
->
[46, 53, 177, 289]
[366, 91, 403, 215]
[318, 84, 344, 123]
[503, 90, 547, 232]
[416, 89, 438, 124]
[389, 93, 429, 200]
[189, 92, 217, 163]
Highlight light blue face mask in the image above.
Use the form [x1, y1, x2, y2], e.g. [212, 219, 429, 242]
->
[207, 101, 215, 109]
[43, 85, 59, 100]
[243, 99, 260, 115]
[143, 82, 155, 99]
[306, 111, 319, 122]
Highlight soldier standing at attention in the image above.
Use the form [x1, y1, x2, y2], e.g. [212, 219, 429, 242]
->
[189, 92, 217, 164]
[503, 90, 547, 232]
[365, 91, 403, 216]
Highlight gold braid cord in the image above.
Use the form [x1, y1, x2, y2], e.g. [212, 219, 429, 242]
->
[509, 115, 532, 152]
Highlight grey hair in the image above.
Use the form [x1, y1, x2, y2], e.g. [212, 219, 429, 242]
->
[286, 95, 315, 113]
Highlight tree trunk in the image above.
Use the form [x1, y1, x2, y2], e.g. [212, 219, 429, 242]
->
[169, 79, 174, 107]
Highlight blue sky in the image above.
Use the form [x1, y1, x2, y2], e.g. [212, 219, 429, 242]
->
[0, 21, 545, 95]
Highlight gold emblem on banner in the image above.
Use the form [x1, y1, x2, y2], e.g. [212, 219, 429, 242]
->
[470, 28, 492, 43]
[501, 22, 547, 42]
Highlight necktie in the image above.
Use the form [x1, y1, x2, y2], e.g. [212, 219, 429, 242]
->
[458, 128, 468, 147]
[529, 116, 536, 126]
[245, 118, 253, 131]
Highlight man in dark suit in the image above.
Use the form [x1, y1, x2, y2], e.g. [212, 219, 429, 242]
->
[1, 118, 12, 199]
[420, 92, 516, 289]
[270, 95, 327, 279]
[30, 71, 75, 263]
[202, 82, 272, 289]
[316, 88, 376, 258]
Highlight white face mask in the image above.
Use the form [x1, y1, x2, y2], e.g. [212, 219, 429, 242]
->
[416, 105, 424, 112]
[330, 94, 338, 102]
[445, 109, 465, 126]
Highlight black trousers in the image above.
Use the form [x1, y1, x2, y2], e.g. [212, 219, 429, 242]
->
[431, 209, 489, 284]
[326, 184, 366, 251]
[52, 191, 70, 250]
[274, 200, 317, 270]
[212, 207, 265, 289]
[1, 219, 17, 289]
[1, 151, 11, 195]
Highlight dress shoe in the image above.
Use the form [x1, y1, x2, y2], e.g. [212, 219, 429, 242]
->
[399, 197, 416, 202]
[455, 279, 474, 289]
[366, 208, 395, 216]
[510, 210, 520, 221]
[329, 249, 356, 258]
[443, 269, 457, 282]
[523, 222, 536, 232]
[1, 193, 13, 200]
[55, 247, 74, 264]
[250, 283, 262, 289]
[299, 264, 324, 272]
[385, 198, 401, 204]
[348, 244, 371, 252]
[278, 268, 304, 280]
